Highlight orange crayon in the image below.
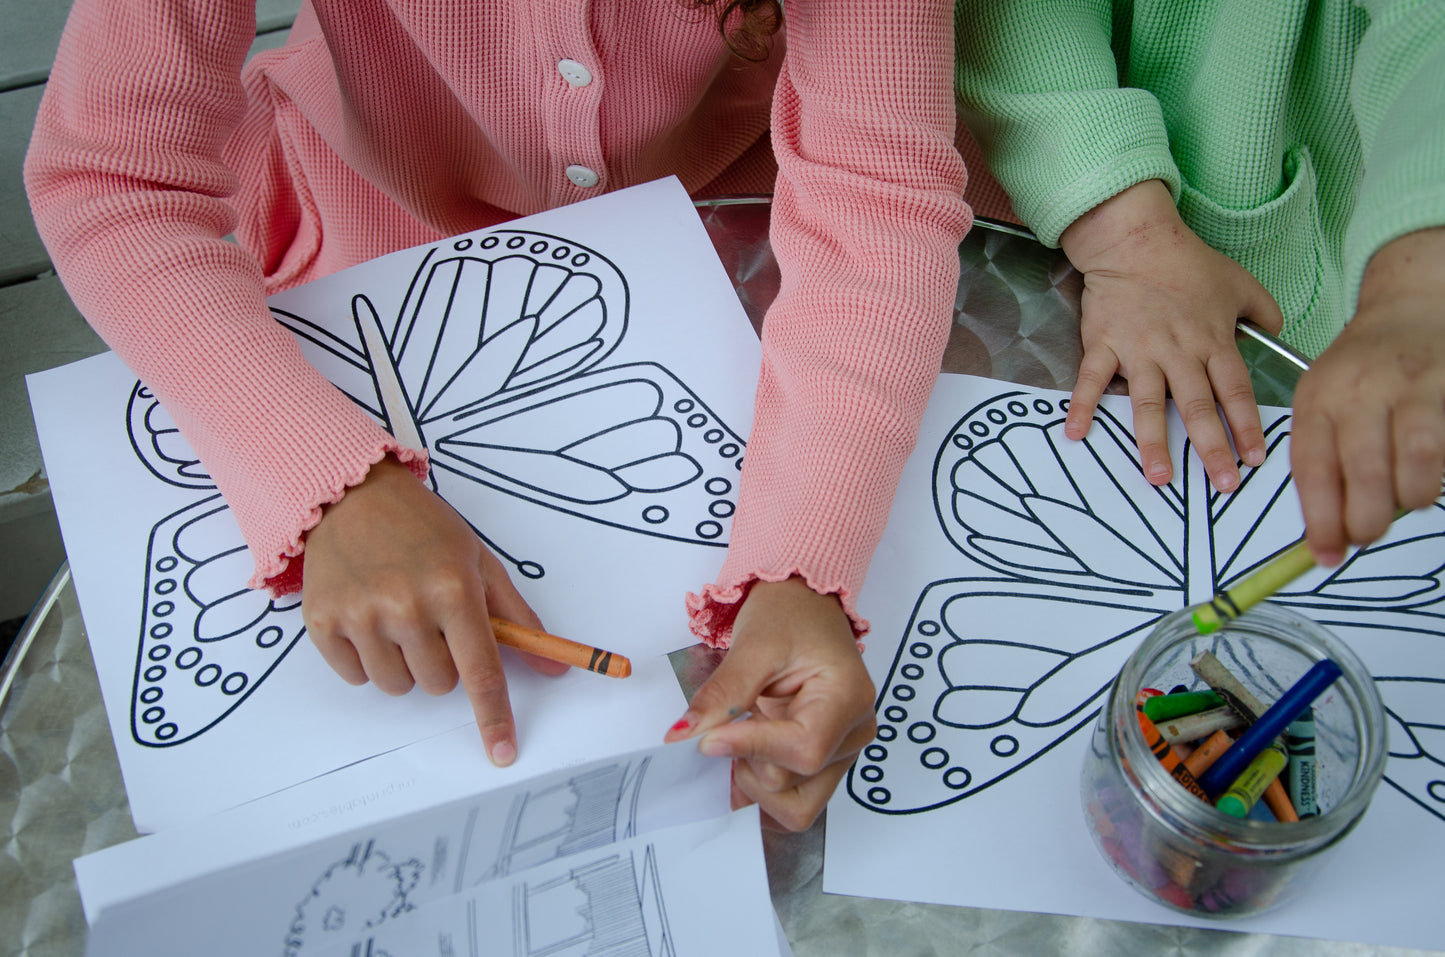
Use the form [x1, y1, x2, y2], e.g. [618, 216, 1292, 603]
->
[489, 617, 632, 678]
[1262, 778, 1300, 823]
[1137, 708, 1210, 801]
[1183, 729, 1235, 779]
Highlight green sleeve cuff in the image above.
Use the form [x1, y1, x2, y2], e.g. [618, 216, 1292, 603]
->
[960, 87, 1180, 246]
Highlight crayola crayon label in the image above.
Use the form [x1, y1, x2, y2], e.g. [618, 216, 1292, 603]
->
[1136, 709, 1210, 801]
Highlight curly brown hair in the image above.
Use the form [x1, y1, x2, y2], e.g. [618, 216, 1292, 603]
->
[687, 0, 784, 61]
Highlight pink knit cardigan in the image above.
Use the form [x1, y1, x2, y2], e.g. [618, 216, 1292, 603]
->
[25, 0, 970, 644]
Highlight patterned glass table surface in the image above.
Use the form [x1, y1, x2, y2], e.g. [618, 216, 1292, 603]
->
[4, 200, 1421, 957]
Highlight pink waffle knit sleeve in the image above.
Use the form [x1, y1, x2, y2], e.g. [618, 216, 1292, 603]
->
[24, 0, 426, 593]
[686, 0, 972, 645]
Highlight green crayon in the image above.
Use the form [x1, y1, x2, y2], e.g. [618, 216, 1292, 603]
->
[1191, 540, 1317, 634]
[1191, 511, 1407, 635]
[1216, 741, 1288, 818]
[1142, 689, 1226, 723]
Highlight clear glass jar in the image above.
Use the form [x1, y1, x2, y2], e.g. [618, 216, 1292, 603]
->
[1081, 603, 1387, 917]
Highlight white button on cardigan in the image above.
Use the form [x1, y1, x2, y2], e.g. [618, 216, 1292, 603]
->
[565, 165, 600, 188]
[557, 58, 593, 87]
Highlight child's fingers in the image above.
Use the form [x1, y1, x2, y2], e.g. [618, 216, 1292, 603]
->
[1207, 351, 1268, 468]
[1241, 275, 1285, 336]
[725, 711, 876, 794]
[699, 688, 870, 782]
[308, 624, 368, 686]
[349, 631, 417, 696]
[1290, 412, 1347, 565]
[447, 611, 518, 767]
[1162, 358, 1241, 492]
[695, 670, 876, 831]
[732, 749, 860, 832]
[1121, 364, 1174, 486]
[478, 547, 570, 677]
[1066, 346, 1118, 440]
[674, 647, 776, 742]
[1334, 406, 1397, 546]
[400, 633, 461, 695]
[1392, 398, 1445, 509]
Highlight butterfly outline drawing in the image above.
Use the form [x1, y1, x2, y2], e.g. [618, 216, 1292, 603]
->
[124, 229, 748, 748]
[846, 388, 1445, 824]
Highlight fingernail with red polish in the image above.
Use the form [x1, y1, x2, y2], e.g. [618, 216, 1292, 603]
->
[666, 711, 698, 739]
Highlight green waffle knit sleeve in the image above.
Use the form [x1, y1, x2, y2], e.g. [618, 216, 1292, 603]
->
[954, 0, 1179, 246]
[1346, 0, 1445, 309]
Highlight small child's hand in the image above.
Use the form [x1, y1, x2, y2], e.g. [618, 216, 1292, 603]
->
[1291, 227, 1445, 565]
[301, 456, 567, 767]
[1059, 180, 1284, 491]
[664, 577, 877, 832]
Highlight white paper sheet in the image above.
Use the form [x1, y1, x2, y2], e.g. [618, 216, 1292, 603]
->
[27, 177, 764, 832]
[73, 724, 718, 922]
[78, 741, 780, 957]
[824, 373, 1445, 951]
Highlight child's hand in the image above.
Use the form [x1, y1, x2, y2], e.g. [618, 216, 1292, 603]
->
[301, 456, 568, 766]
[664, 577, 877, 832]
[1059, 180, 1284, 492]
[1291, 227, 1445, 565]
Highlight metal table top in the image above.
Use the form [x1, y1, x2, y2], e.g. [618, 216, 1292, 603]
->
[3, 199, 1431, 957]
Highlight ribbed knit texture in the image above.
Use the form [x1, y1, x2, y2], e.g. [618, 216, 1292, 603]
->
[690, 0, 970, 642]
[25, 0, 970, 644]
[955, 0, 1445, 358]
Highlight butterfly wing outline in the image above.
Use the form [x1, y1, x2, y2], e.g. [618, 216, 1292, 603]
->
[128, 386, 307, 746]
[126, 229, 747, 746]
[850, 392, 1445, 821]
[280, 231, 746, 561]
[851, 392, 1187, 813]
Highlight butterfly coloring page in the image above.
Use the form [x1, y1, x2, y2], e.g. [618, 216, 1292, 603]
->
[30, 179, 765, 831]
[126, 228, 746, 749]
[824, 374, 1445, 950]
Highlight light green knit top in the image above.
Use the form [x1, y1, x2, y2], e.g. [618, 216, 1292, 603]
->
[955, 0, 1445, 356]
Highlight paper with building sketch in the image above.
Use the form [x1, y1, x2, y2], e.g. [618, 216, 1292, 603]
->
[80, 741, 779, 957]
[73, 727, 727, 922]
[823, 374, 1445, 951]
[27, 177, 762, 833]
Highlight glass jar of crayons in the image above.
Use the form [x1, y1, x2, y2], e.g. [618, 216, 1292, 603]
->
[1081, 602, 1387, 918]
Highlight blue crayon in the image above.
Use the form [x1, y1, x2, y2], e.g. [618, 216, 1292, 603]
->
[1198, 659, 1343, 799]
[1285, 707, 1319, 817]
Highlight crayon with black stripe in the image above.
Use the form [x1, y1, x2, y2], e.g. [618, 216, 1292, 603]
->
[490, 617, 632, 678]
[1136, 707, 1210, 801]
[1285, 708, 1319, 817]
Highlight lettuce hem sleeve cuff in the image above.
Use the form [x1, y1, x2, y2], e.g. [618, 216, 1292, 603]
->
[685, 570, 869, 651]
